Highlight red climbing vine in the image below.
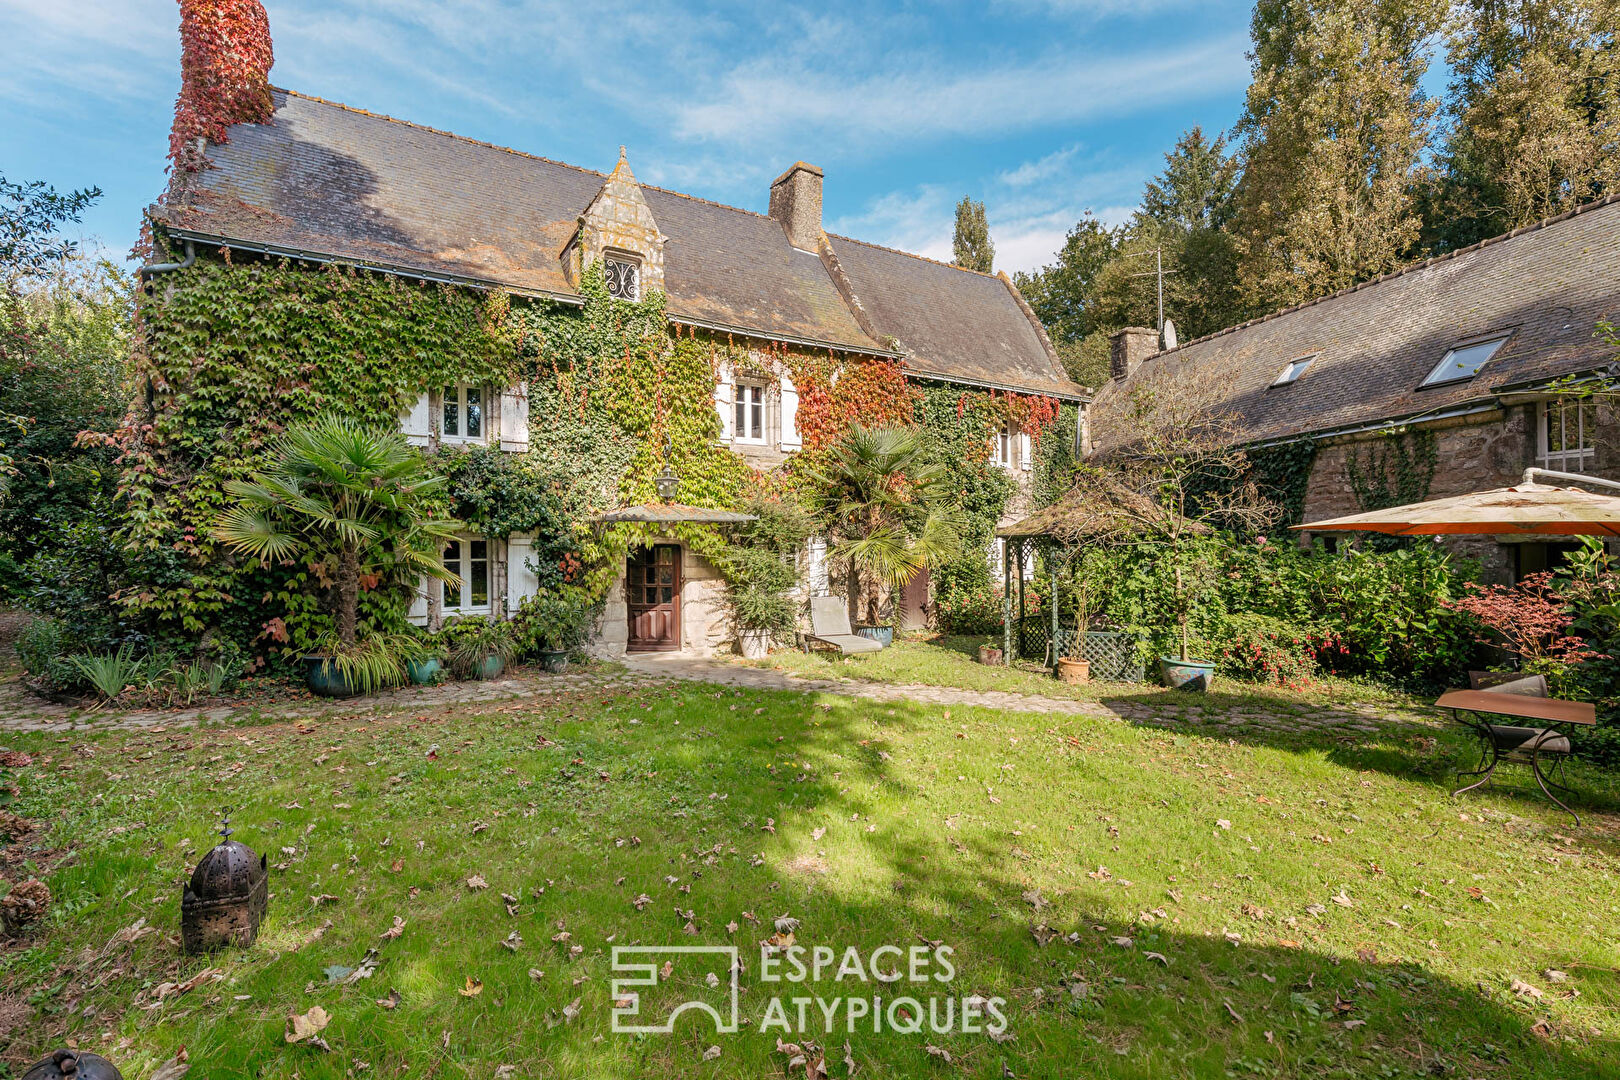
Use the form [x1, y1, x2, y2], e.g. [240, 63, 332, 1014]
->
[169, 0, 275, 171]
[783, 352, 920, 453]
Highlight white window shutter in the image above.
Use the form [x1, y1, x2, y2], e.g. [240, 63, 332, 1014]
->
[1019, 431, 1032, 471]
[499, 381, 530, 452]
[507, 535, 540, 613]
[779, 373, 801, 450]
[714, 362, 734, 443]
[806, 538, 828, 596]
[401, 392, 432, 447]
[407, 574, 430, 626]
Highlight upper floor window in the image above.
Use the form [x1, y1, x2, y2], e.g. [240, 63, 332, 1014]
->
[734, 380, 766, 443]
[441, 536, 491, 614]
[991, 424, 1014, 469]
[1420, 335, 1509, 388]
[1539, 399, 1595, 471]
[605, 253, 641, 301]
[443, 383, 484, 444]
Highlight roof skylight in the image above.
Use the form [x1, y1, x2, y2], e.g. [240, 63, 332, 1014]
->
[1272, 354, 1316, 386]
[1420, 336, 1508, 387]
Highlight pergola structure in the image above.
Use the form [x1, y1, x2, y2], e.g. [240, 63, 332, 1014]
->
[996, 475, 1206, 675]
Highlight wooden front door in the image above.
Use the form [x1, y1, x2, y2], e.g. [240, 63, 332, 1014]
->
[627, 544, 682, 652]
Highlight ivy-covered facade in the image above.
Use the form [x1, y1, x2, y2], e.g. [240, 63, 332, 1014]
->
[129, 2, 1087, 660]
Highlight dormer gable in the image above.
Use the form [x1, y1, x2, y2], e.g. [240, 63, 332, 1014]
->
[562, 147, 666, 298]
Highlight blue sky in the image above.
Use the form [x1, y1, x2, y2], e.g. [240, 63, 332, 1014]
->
[1, 0, 1258, 275]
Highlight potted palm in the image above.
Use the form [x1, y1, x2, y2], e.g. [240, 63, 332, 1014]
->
[214, 412, 459, 697]
[803, 424, 962, 639]
[513, 586, 593, 673]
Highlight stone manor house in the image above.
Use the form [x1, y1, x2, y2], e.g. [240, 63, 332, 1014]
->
[153, 88, 1084, 656]
[1088, 195, 1620, 584]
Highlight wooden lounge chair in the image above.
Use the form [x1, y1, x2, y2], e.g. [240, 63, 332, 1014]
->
[804, 597, 883, 655]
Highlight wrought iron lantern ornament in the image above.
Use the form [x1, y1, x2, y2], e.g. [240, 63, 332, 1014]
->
[22, 1050, 123, 1080]
[181, 810, 269, 954]
[654, 463, 680, 502]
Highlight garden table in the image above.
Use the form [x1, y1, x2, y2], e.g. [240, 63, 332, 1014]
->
[1437, 689, 1595, 825]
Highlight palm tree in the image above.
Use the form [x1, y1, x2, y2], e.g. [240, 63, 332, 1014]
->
[214, 412, 459, 648]
[804, 424, 962, 625]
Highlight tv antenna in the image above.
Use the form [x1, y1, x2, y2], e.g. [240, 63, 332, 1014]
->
[1123, 248, 1179, 336]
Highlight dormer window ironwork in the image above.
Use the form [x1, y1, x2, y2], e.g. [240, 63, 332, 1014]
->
[605, 254, 641, 301]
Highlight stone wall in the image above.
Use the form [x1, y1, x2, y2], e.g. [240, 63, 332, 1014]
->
[1301, 401, 1620, 582]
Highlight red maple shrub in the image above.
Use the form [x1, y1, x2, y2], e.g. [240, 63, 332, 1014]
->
[1444, 572, 1602, 669]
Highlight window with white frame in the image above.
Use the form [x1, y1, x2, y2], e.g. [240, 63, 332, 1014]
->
[991, 424, 1015, 469]
[1420, 335, 1509, 387]
[734, 380, 766, 443]
[1539, 399, 1595, 471]
[442, 383, 485, 444]
[604, 253, 641, 301]
[441, 536, 491, 614]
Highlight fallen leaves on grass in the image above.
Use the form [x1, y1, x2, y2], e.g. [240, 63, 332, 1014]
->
[1510, 978, 1543, 1000]
[286, 1005, 330, 1043]
[502, 931, 523, 951]
[458, 977, 483, 997]
[150, 1048, 189, 1080]
[466, 875, 489, 891]
[924, 1043, 953, 1064]
[376, 989, 400, 1010]
[380, 916, 405, 940]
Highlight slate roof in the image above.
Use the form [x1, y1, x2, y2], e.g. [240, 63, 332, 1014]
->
[1088, 195, 1620, 450]
[156, 89, 1080, 400]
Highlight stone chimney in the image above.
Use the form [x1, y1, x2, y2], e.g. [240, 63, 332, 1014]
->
[171, 0, 276, 172]
[1109, 326, 1160, 381]
[769, 162, 824, 251]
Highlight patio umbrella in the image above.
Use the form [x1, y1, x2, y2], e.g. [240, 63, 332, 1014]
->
[1294, 469, 1620, 537]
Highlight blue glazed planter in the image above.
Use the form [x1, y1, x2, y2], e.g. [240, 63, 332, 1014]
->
[1159, 657, 1215, 692]
[855, 626, 894, 648]
[538, 650, 569, 674]
[406, 657, 442, 685]
[303, 655, 361, 698]
[473, 655, 506, 681]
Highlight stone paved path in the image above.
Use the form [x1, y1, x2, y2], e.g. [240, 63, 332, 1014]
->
[0, 641, 1438, 739]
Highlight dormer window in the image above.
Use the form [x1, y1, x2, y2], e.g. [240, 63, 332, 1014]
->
[605, 253, 641, 301]
[1420, 335, 1509, 388]
[1272, 353, 1316, 386]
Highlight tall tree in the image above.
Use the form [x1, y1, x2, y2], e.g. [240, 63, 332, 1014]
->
[952, 196, 996, 273]
[1141, 126, 1241, 232]
[1427, 0, 1620, 249]
[1, 174, 101, 285]
[1232, 0, 1446, 312]
[1014, 215, 1119, 386]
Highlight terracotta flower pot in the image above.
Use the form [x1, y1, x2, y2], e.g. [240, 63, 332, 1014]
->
[978, 644, 1004, 666]
[1056, 656, 1090, 684]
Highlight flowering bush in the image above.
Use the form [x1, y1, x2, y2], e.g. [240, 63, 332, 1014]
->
[934, 580, 1005, 636]
[1216, 614, 1337, 688]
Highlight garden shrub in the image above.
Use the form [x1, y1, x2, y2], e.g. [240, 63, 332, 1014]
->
[1216, 613, 1328, 688]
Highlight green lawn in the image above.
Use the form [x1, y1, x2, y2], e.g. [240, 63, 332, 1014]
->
[750, 633, 1421, 711]
[1, 674, 1618, 1078]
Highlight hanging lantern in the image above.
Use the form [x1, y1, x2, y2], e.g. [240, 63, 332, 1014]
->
[22, 1050, 123, 1080]
[654, 464, 680, 502]
[181, 810, 268, 954]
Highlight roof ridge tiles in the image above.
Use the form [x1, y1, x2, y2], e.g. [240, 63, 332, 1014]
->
[1153, 191, 1620, 359]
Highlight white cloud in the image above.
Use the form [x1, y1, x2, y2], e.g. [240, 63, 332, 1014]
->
[672, 34, 1249, 150]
